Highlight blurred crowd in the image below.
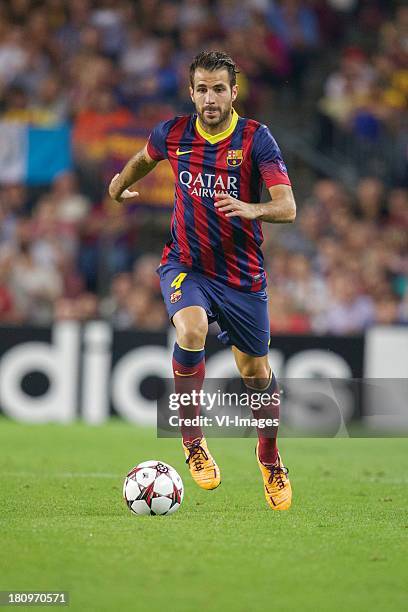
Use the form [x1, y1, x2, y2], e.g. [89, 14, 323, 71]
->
[0, 1, 405, 131]
[317, 3, 407, 182]
[266, 177, 407, 334]
[0, 0, 406, 335]
[0, 0, 324, 119]
[0, 173, 406, 334]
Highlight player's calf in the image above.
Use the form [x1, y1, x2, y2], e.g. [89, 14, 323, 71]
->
[235, 350, 280, 464]
[172, 306, 208, 443]
[172, 342, 206, 442]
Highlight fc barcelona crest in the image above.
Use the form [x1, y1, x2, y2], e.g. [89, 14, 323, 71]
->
[170, 289, 182, 303]
[226, 149, 243, 166]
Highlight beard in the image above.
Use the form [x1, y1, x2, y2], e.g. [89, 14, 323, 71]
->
[197, 106, 232, 128]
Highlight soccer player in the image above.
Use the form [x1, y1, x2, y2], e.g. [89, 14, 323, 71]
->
[109, 51, 296, 510]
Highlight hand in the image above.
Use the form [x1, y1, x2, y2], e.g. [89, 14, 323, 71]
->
[109, 173, 139, 204]
[214, 192, 260, 220]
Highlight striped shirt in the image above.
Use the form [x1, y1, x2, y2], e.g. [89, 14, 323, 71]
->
[147, 109, 291, 292]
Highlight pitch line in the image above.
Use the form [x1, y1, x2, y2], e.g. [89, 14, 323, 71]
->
[1, 471, 121, 478]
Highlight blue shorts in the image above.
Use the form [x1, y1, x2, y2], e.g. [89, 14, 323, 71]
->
[158, 263, 270, 357]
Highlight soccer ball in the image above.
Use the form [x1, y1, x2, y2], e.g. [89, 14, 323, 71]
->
[123, 460, 184, 516]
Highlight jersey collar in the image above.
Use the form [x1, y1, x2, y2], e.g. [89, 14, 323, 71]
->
[195, 108, 239, 144]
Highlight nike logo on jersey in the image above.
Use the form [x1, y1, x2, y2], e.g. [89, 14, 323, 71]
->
[175, 370, 198, 376]
[176, 148, 193, 156]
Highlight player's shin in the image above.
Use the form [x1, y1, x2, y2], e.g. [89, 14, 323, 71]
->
[172, 343, 205, 443]
[245, 370, 280, 465]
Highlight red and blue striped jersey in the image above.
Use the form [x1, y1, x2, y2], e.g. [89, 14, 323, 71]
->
[147, 110, 291, 292]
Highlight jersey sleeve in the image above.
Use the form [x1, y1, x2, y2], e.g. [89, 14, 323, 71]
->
[146, 119, 175, 161]
[251, 124, 291, 188]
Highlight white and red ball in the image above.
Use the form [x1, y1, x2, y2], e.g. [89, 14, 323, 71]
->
[123, 460, 184, 516]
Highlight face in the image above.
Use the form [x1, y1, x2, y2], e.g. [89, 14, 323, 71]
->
[190, 68, 237, 129]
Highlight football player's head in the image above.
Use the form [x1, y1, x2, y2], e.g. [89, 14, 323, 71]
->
[189, 51, 238, 129]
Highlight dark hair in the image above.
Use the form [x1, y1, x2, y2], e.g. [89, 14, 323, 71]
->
[189, 51, 239, 88]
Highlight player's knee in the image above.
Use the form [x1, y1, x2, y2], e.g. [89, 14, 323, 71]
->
[239, 363, 271, 389]
[176, 322, 207, 350]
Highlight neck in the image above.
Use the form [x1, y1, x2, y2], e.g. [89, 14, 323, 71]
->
[197, 109, 233, 136]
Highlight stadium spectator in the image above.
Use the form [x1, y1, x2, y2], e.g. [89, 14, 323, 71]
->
[355, 176, 385, 222]
[120, 26, 160, 80]
[317, 270, 375, 334]
[267, 0, 320, 95]
[284, 253, 328, 321]
[373, 294, 402, 325]
[100, 272, 134, 328]
[0, 258, 19, 322]
[10, 242, 63, 325]
[0, 27, 28, 86]
[268, 288, 311, 334]
[72, 88, 134, 162]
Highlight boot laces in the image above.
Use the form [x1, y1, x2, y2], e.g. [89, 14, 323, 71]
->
[267, 465, 289, 490]
[185, 439, 208, 472]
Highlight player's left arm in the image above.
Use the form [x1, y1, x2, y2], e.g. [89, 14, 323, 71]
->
[214, 124, 296, 223]
[214, 185, 296, 223]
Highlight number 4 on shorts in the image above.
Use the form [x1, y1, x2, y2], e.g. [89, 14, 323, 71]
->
[171, 272, 187, 290]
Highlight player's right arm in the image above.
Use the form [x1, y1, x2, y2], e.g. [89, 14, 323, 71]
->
[109, 118, 175, 204]
[108, 145, 157, 204]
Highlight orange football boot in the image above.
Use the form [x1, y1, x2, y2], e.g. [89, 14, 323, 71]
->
[256, 444, 292, 510]
[183, 437, 221, 490]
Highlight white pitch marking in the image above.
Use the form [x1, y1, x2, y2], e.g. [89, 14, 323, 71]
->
[1, 472, 120, 478]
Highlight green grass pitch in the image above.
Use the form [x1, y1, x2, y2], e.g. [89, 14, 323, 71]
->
[0, 418, 407, 612]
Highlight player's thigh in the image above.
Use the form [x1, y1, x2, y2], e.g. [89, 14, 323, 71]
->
[217, 286, 270, 358]
[158, 264, 210, 348]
